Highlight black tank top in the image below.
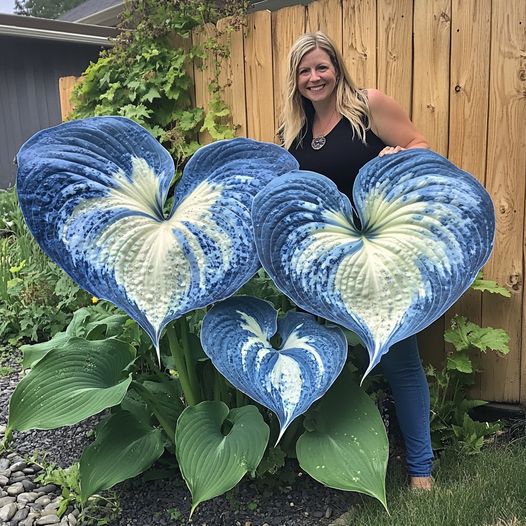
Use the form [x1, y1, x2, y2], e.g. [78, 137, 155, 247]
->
[288, 113, 386, 199]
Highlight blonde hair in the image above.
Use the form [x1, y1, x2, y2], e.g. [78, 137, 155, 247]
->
[279, 31, 370, 150]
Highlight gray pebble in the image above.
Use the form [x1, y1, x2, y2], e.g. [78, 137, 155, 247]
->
[0, 474, 9, 486]
[20, 513, 39, 526]
[22, 480, 36, 491]
[0, 469, 11, 477]
[34, 496, 51, 506]
[0, 496, 16, 507]
[7, 482, 25, 496]
[43, 501, 60, 512]
[10, 462, 27, 472]
[0, 459, 9, 470]
[11, 506, 30, 523]
[17, 492, 39, 504]
[0, 502, 18, 521]
[36, 486, 56, 495]
[23, 468, 35, 475]
[67, 513, 77, 526]
[36, 514, 60, 525]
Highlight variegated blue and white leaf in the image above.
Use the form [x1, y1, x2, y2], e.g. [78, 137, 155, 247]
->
[200, 296, 348, 442]
[252, 149, 495, 379]
[16, 116, 299, 353]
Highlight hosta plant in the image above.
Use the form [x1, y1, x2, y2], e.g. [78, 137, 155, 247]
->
[6, 116, 495, 515]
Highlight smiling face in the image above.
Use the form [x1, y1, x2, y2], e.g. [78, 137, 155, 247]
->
[296, 47, 338, 106]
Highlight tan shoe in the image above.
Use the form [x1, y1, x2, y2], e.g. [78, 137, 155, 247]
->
[409, 476, 434, 490]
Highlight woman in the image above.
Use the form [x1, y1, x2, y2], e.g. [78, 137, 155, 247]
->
[279, 31, 433, 490]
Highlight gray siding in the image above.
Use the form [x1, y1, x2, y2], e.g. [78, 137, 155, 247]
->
[0, 36, 103, 188]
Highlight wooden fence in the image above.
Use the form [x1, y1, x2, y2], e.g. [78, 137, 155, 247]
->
[60, 0, 526, 404]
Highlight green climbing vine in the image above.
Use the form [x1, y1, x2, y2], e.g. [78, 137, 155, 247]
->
[71, 0, 248, 169]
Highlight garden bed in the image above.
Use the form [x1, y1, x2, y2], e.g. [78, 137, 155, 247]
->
[0, 347, 365, 526]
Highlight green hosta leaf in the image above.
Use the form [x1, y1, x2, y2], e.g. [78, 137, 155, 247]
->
[175, 402, 269, 516]
[21, 307, 131, 369]
[79, 410, 164, 502]
[296, 369, 388, 510]
[446, 353, 473, 373]
[471, 272, 511, 297]
[445, 316, 510, 354]
[8, 338, 134, 432]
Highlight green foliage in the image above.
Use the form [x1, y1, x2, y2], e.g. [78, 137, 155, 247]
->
[71, 0, 246, 166]
[32, 456, 121, 525]
[14, 0, 84, 19]
[427, 277, 511, 454]
[79, 410, 164, 503]
[6, 338, 135, 434]
[0, 366, 14, 377]
[0, 189, 90, 345]
[296, 368, 389, 510]
[471, 270, 512, 297]
[34, 461, 81, 517]
[175, 402, 270, 516]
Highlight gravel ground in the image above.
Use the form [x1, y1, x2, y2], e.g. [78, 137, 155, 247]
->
[0, 346, 393, 526]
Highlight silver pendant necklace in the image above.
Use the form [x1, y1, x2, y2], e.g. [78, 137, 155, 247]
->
[311, 110, 338, 151]
[311, 136, 326, 150]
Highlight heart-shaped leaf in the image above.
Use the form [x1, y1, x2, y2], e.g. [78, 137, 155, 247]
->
[79, 410, 164, 503]
[200, 296, 347, 442]
[16, 117, 298, 355]
[252, 149, 495, 377]
[175, 401, 269, 516]
[8, 337, 134, 432]
[296, 368, 388, 509]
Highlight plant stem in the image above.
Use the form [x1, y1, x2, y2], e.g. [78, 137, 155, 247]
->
[131, 381, 177, 445]
[166, 323, 199, 406]
[178, 317, 202, 402]
[280, 417, 302, 452]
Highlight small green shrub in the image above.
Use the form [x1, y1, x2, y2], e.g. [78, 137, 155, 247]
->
[427, 273, 511, 453]
[0, 188, 90, 345]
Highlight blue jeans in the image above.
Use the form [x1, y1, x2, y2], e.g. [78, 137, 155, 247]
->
[378, 335, 434, 477]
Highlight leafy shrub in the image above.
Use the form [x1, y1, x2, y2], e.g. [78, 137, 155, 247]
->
[0, 188, 90, 344]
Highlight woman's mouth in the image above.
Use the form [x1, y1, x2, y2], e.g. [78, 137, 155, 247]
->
[308, 84, 326, 92]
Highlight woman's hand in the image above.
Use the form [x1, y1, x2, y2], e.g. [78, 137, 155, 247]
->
[378, 145, 406, 157]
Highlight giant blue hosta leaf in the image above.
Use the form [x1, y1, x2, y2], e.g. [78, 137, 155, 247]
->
[200, 296, 348, 442]
[16, 117, 298, 353]
[252, 149, 495, 378]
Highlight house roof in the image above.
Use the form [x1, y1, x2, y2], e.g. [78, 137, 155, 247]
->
[58, 0, 123, 25]
[58, 0, 312, 27]
[0, 13, 118, 45]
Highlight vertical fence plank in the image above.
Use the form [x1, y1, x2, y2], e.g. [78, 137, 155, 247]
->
[411, 0, 451, 367]
[306, 0, 342, 50]
[192, 23, 218, 144]
[216, 17, 247, 137]
[342, 0, 377, 89]
[376, 0, 412, 113]
[482, 0, 526, 403]
[58, 76, 78, 121]
[244, 10, 275, 141]
[412, 0, 451, 155]
[446, 0, 491, 398]
[272, 4, 306, 139]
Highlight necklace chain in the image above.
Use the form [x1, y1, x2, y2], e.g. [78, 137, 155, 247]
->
[311, 110, 338, 150]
